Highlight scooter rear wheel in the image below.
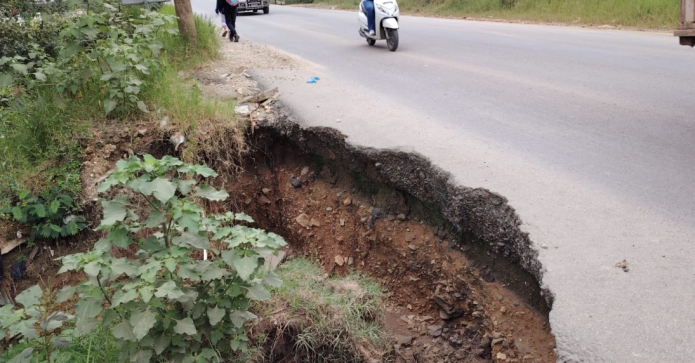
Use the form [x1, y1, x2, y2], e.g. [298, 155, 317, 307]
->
[387, 29, 399, 52]
[367, 38, 376, 46]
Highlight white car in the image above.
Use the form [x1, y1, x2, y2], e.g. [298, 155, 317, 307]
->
[238, 0, 270, 14]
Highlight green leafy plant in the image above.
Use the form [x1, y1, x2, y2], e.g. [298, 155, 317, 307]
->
[1, 187, 86, 241]
[0, 4, 177, 116]
[0, 284, 75, 363]
[57, 155, 286, 363]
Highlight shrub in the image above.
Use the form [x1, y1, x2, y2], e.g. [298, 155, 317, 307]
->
[54, 155, 286, 362]
[0, 187, 86, 242]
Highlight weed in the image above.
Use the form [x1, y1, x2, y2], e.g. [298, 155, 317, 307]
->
[253, 258, 392, 363]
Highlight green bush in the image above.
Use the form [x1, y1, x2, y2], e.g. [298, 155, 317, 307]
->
[53, 155, 286, 362]
[0, 187, 86, 241]
[1, 5, 177, 116]
[0, 16, 65, 59]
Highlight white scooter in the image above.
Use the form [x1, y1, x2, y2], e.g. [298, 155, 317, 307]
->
[358, 0, 400, 51]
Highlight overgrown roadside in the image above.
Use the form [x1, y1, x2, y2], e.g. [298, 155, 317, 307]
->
[290, 0, 678, 31]
[1, 2, 558, 362]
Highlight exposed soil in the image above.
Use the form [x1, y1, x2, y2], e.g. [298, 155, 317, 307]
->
[208, 138, 556, 363]
[0, 34, 557, 362]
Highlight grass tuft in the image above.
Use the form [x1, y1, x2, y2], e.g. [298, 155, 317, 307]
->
[251, 258, 392, 363]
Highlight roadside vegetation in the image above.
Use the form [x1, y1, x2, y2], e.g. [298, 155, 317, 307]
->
[304, 0, 679, 29]
[251, 258, 391, 362]
[0, 1, 390, 362]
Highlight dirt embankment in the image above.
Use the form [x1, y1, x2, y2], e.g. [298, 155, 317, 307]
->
[190, 36, 557, 362]
[1, 36, 557, 362]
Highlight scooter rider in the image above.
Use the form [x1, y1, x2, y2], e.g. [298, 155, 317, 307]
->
[363, 0, 376, 36]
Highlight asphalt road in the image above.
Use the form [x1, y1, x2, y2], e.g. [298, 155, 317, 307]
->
[191, 3, 695, 362]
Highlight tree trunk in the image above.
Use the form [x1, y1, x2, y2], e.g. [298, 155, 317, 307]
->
[173, 0, 198, 43]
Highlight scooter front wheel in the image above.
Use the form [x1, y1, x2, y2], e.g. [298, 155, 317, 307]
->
[386, 29, 399, 52]
[367, 38, 376, 46]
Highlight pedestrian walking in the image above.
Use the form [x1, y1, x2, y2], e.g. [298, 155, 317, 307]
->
[216, 0, 240, 42]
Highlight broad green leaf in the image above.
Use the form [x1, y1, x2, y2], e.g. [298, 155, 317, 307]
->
[154, 334, 171, 355]
[0, 73, 14, 87]
[245, 283, 270, 301]
[234, 255, 259, 282]
[75, 298, 102, 321]
[230, 310, 257, 328]
[177, 264, 200, 281]
[145, 210, 166, 228]
[108, 227, 131, 248]
[213, 227, 233, 241]
[102, 309, 120, 328]
[34, 72, 46, 82]
[52, 337, 70, 348]
[33, 204, 46, 218]
[100, 197, 128, 227]
[192, 165, 217, 177]
[104, 98, 117, 114]
[113, 321, 137, 342]
[97, 174, 120, 193]
[40, 317, 65, 331]
[94, 238, 112, 253]
[130, 349, 153, 363]
[177, 179, 196, 195]
[173, 317, 197, 336]
[140, 178, 175, 203]
[210, 330, 223, 345]
[141, 236, 165, 252]
[235, 213, 255, 223]
[263, 271, 283, 288]
[11, 63, 28, 75]
[172, 232, 209, 249]
[193, 185, 229, 201]
[11, 206, 23, 221]
[8, 347, 33, 363]
[137, 101, 149, 113]
[111, 258, 138, 277]
[221, 250, 235, 269]
[137, 260, 162, 283]
[58, 254, 80, 274]
[15, 285, 41, 308]
[113, 289, 139, 307]
[130, 308, 157, 340]
[164, 258, 177, 273]
[176, 210, 200, 234]
[139, 285, 154, 303]
[81, 27, 99, 39]
[60, 41, 82, 58]
[199, 348, 218, 360]
[201, 266, 229, 281]
[177, 289, 198, 310]
[155, 281, 184, 300]
[50, 200, 60, 213]
[56, 286, 76, 303]
[207, 306, 225, 326]
[83, 261, 101, 277]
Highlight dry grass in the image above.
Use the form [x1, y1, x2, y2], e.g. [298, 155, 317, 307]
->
[248, 258, 393, 363]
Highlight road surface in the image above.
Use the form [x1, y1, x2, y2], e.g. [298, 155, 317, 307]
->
[191, 3, 695, 362]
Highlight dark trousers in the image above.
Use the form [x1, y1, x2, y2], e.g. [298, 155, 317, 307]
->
[224, 5, 238, 37]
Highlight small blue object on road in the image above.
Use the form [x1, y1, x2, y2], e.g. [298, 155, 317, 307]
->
[307, 77, 320, 84]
